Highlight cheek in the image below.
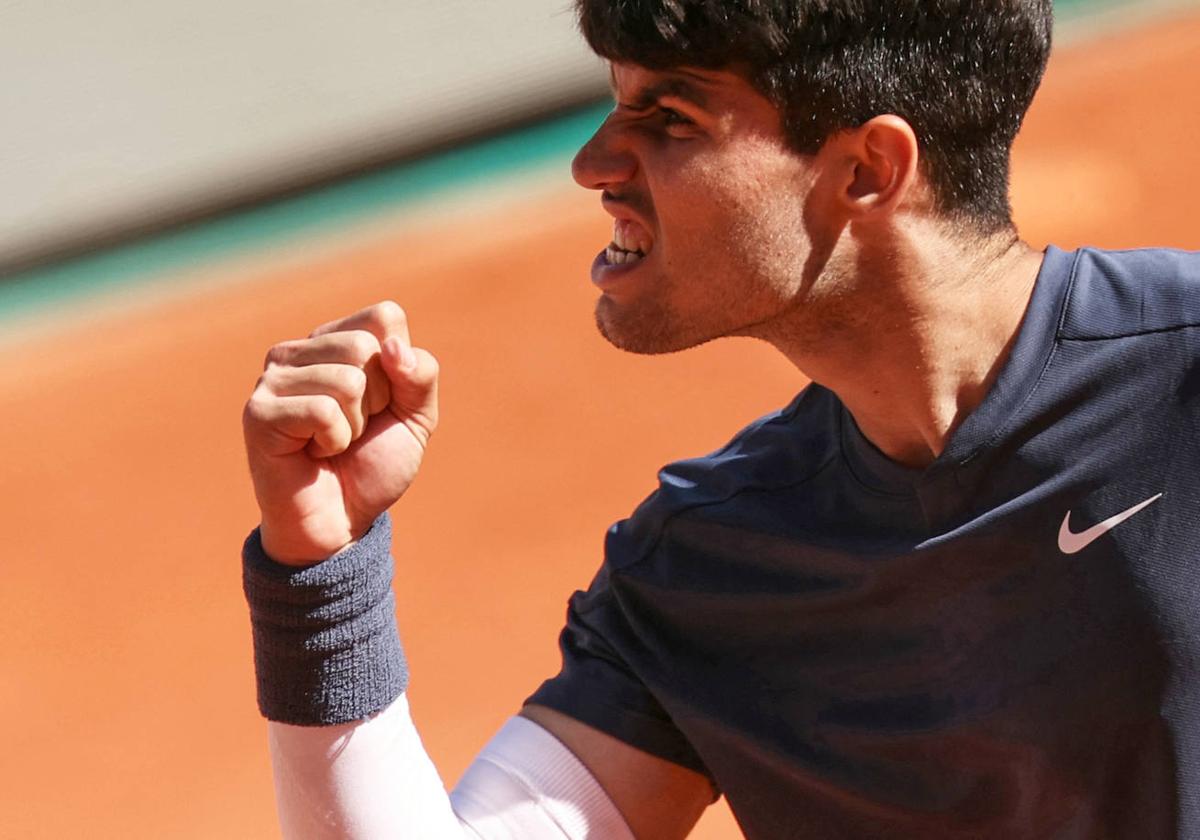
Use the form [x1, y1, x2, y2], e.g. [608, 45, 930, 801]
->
[651, 141, 814, 280]
[647, 167, 724, 254]
[700, 162, 811, 268]
[656, 154, 761, 245]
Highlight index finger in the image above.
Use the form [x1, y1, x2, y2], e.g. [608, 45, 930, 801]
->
[310, 300, 412, 347]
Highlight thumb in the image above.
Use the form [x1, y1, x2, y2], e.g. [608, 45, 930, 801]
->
[381, 337, 440, 438]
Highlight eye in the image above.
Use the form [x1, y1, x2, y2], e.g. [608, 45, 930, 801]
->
[657, 107, 699, 138]
[659, 107, 691, 127]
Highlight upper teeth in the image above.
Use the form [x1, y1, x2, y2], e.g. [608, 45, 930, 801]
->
[606, 246, 641, 265]
[613, 220, 651, 255]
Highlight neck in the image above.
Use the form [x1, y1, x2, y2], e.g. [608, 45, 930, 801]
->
[770, 221, 1044, 468]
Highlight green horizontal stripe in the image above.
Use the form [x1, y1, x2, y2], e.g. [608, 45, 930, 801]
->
[0, 0, 1172, 324]
[0, 101, 611, 323]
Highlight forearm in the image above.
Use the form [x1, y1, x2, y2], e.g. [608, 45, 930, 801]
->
[270, 693, 632, 839]
[242, 513, 632, 840]
[269, 693, 469, 839]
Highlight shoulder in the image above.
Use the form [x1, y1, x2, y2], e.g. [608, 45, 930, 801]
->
[658, 384, 839, 491]
[1059, 246, 1200, 340]
[605, 384, 842, 569]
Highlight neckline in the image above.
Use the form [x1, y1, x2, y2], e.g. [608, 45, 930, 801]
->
[935, 245, 1075, 466]
[836, 245, 1077, 493]
[838, 403, 923, 495]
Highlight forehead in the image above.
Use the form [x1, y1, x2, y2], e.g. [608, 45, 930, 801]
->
[607, 62, 787, 142]
[608, 62, 769, 111]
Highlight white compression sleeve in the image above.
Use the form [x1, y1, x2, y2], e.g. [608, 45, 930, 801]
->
[268, 693, 634, 840]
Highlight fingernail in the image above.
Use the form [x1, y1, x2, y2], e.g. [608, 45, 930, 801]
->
[399, 343, 417, 371]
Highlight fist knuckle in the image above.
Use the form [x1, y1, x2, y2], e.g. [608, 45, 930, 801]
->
[349, 330, 381, 363]
[311, 395, 342, 426]
[242, 393, 271, 425]
[373, 300, 407, 330]
[264, 342, 290, 369]
[340, 365, 368, 396]
[257, 366, 285, 391]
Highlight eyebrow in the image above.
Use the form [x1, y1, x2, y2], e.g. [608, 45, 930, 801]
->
[609, 72, 711, 111]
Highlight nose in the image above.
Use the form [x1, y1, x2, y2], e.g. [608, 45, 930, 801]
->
[571, 116, 637, 191]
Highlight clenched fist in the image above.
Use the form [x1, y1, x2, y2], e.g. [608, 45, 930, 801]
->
[242, 301, 439, 566]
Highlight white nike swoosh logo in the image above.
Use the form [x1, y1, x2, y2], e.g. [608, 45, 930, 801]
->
[1057, 492, 1163, 555]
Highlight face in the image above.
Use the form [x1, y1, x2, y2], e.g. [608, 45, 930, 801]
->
[573, 62, 824, 355]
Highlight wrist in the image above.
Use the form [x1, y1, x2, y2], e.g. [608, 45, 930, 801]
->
[259, 520, 355, 567]
[242, 511, 406, 723]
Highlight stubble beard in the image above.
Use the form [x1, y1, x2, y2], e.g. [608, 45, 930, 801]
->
[593, 293, 705, 355]
[592, 259, 800, 356]
[592, 208, 818, 356]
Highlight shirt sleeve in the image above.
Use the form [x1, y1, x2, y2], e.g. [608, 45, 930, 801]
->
[525, 564, 717, 788]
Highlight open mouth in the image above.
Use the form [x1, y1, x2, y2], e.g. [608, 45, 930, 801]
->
[604, 218, 653, 266]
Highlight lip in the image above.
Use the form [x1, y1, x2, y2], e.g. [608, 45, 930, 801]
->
[593, 193, 655, 291]
[601, 193, 654, 235]
[590, 247, 649, 291]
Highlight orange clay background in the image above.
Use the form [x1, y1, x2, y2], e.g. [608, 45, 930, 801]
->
[2, 13, 1199, 839]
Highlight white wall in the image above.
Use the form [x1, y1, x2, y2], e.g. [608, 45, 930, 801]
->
[0, 1, 607, 271]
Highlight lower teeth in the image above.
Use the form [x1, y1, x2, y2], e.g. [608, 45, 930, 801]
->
[607, 247, 644, 265]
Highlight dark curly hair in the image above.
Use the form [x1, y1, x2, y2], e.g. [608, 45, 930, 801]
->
[576, 0, 1053, 232]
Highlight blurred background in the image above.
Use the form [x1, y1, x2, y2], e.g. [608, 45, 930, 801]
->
[2, 1, 1198, 837]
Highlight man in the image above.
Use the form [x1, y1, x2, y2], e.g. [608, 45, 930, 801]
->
[241, 1, 1200, 837]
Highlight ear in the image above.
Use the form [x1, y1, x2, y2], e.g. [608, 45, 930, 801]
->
[833, 115, 920, 219]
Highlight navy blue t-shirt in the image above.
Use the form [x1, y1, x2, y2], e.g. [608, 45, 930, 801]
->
[529, 246, 1200, 839]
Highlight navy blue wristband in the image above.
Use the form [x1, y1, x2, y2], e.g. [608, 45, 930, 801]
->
[242, 513, 408, 725]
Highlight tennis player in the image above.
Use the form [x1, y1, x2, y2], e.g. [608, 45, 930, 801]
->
[241, 1, 1200, 837]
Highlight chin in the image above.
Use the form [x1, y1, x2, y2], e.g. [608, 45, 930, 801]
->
[593, 296, 715, 356]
